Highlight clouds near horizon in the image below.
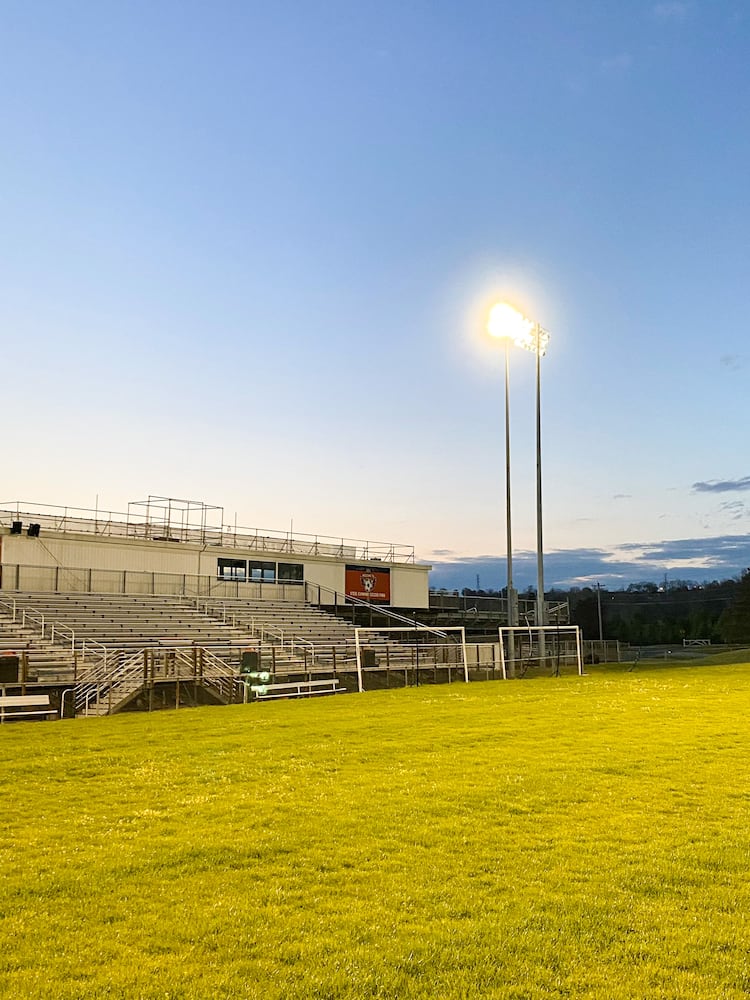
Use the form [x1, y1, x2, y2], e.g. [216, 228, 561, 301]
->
[429, 532, 750, 591]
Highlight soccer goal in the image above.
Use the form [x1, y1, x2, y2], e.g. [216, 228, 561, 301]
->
[353, 625, 469, 692]
[498, 625, 583, 679]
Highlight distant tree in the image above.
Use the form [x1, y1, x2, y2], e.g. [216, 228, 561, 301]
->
[718, 570, 750, 644]
[627, 582, 659, 594]
[569, 589, 601, 639]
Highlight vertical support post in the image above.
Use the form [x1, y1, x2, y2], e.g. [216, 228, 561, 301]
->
[413, 613, 419, 688]
[535, 340, 546, 663]
[575, 627, 584, 676]
[504, 341, 516, 678]
[354, 630, 364, 693]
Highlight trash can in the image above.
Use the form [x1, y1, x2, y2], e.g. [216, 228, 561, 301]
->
[0, 653, 19, 684]
[241, 649, 260, 673]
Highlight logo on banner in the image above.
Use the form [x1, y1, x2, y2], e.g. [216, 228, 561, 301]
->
[345, 564, 390, 603]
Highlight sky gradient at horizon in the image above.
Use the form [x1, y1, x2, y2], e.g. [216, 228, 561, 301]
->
[2, 1, 749, 589]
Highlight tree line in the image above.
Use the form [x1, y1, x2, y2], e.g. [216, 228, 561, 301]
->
[459, 573, 750, 645]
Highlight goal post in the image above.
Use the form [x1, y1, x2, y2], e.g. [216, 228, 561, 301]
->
[354, 625, 469, 692]
[498, 624, 583, 679]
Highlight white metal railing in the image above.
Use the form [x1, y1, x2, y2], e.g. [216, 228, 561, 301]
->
[81, 638, 108, 671]
[0, 502, 417, 564]
[75, 648, 145, 715]
[50, 621, 76, 651]
[0, 595, 109, 670]
[305, 582, 448, 636]
[195, 591, 433, 672]
[198, 648, 242, 703]
[193, 599, 324, 665]
[346, 594, 448, 636]
[261, 625, 284, 645]
[289, 636, 315, 657]
[194, 598, 240, 627]
[21, 608, 45, 637]
[77, 650, 111, 684]
[0, 597, 16, 620]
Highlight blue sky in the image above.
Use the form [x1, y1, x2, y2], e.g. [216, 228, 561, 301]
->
[2, 1, 749, 589]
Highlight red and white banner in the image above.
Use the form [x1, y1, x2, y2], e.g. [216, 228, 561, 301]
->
[345, 565, 391, 604]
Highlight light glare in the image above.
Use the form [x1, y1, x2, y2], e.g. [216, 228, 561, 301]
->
[487, 303, 534, 342]
[487, 302, 550, 357]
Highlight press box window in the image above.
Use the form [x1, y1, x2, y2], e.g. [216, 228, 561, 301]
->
[278, 563, 303, 582]
[248, 560, 276, 582]
[218, 558, 247, 581]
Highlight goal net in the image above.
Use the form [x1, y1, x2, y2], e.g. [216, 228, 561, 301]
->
[353, 625, 468, 692]
[498, 625, 583, 679]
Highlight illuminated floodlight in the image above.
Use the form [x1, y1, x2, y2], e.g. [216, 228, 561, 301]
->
[487, 302, 549, 357]
[486, 299, 551, 649]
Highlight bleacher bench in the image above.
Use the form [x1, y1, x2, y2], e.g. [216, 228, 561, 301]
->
[250, 678, 343, 701]
[0, 694, 57, 723]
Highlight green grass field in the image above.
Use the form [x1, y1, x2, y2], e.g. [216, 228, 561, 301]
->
[2, 664, 750, 999]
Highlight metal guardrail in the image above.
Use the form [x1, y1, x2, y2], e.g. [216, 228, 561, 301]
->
[0, 595, 107, 676]
[75, 648, 145, 715]
[0, 503, 417, 564]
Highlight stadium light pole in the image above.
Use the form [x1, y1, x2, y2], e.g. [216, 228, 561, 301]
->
[486, 305, 521, 643]
[487, 303, 550, 635]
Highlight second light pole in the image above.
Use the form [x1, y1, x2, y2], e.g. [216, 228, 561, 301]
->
[487, 303, 550, 635]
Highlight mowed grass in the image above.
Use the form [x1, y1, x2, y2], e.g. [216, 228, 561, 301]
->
[2, 666, 750, 999]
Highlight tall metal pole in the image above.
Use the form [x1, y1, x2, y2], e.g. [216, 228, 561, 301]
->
[504, 341, 514, 618]
[535, 333, 546, 634]
[504, 341, 516, 677]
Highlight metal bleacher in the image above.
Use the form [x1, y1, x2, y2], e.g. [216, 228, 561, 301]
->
[0, 592, 418, 692]
[194, 597, 416, 671]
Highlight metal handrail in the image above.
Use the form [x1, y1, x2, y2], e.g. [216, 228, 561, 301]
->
[0, 502, 417, 564]
[75, 648, 145, 715]
[261, 625, 284, 645]
[1, 596, 81, 659]
[193, 598, 241, 629]
[50, 621, 76, 651]
[289, 636, 315, 656]
[305, 582, 448, 637]
[0, 597, 16, 620]
[22, 608, 45, 637]
[198, 647, 243, 703]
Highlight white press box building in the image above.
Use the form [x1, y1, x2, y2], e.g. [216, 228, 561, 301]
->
[0, 497, 431, 609]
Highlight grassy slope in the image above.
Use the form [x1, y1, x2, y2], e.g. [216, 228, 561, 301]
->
[2, 666, 750, 999]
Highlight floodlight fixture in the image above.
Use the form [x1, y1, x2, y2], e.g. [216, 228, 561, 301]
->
[487, 302, 549, 356]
